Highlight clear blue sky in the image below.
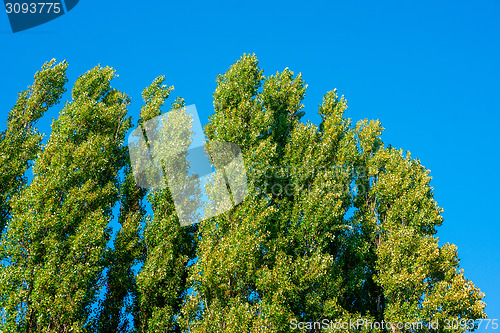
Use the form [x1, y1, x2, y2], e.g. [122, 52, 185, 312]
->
[1, 0, 499, 329]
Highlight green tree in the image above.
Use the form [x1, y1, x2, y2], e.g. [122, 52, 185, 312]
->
[181, 55, 359, 332]
[133, 78, 198, 333]
[0, 59, 68, 235]
[94, 165, 146, 333]
[0, 64, 132, 332]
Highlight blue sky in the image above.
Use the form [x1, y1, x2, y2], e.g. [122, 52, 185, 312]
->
[1, 0, 499, 328]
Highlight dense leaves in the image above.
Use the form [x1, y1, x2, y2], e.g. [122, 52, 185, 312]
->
[1, 64, 131, 332]
[0, 59, 67, 235]
[0, 56, 485, 332]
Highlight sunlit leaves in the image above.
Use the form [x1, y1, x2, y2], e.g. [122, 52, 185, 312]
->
[0, 56, 486, 332]
[0, 64, 131, 332]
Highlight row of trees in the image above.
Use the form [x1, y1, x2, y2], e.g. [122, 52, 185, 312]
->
[0, 55, 486, 332]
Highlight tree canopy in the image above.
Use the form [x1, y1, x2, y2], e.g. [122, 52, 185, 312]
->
[0, 55, 485, 332]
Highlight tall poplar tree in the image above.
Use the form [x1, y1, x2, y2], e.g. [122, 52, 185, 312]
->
[0, 59, 68, 235]
[94, 164, 146, 333]
[133, 77, 198, 333]
[0, 65, 132, 332]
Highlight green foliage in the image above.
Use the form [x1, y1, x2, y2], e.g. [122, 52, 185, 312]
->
[0, 55, 486, 332]
[134, 80, 197, 333]
[0, 59, 68, 235]
[180, 54, 485, 332]
[94, 167, 146, 333]
[0, 64, 131, 332]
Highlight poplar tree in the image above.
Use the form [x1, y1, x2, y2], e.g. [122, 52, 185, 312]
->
[133, 77, 198, 333]
[0, 65, 131, 332]
[0, 59, 68, 235]
[94, 165, 146, 333]
[181, 55, 361, 332]
[93, 78, 177, 333]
